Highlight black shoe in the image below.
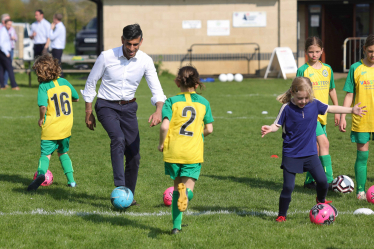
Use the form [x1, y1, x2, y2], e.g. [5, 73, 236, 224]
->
[130, 200, 139, 206]
[171, 228, 181, 234]
[328, 183, 333, 191]
[304, 182, 316, 190]
[27, 174, 45, 191]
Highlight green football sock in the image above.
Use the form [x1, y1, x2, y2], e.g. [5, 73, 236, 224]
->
[59, 154, 75, 184]
[355, 150, 368, 194]
[172, 191, 182, 230]
[320, 155, 333, 183]
[304, 171, 314, 184]
[187, 188, 194, 201]
[37, 156, 50, 175]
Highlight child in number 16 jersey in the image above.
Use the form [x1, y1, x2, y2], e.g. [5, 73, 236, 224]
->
[296, 36, 339, 190]
[27, 54, 79, 191]
[158, 66, 214, 234]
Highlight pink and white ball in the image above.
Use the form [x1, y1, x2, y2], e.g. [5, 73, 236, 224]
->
[33, 170, 53, 186]
[163, 187, 174, 206]
[309, 203, 335, 225]
[366, 185, 374, 204]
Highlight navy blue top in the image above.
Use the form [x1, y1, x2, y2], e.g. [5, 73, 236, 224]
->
[274, 99, 328, 158]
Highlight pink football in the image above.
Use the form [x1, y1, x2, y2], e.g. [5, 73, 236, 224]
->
[163, 187, 174, 206]
[366, 185, 374, 204]
[309, 203, 335, 225]
[33, 170, 53, 186]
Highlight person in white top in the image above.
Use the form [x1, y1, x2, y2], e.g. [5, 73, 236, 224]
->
[81, 24, 166, 205]
[30, 9, 51, 57]
[49, 13, 65, 61]
[49, 13, 66, 76]
[0, 19, 19, 90]
[0, 13, 17, 88]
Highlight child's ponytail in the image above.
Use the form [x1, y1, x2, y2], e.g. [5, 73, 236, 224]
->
[276, 88, 292, 104]
[276, 77, 314, 104]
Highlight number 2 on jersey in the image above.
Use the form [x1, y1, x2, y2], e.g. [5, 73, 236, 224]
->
[179, 106, 196, 136]
[50, 92, 71, 117]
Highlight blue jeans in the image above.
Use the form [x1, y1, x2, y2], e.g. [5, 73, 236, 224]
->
[3, 49, 14, 86]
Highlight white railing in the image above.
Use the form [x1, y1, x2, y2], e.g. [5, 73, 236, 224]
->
[343, 37, 366, 72]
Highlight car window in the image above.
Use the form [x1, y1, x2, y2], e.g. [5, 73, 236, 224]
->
[86, 18, 97, 30]
[24, 26, 29, 38]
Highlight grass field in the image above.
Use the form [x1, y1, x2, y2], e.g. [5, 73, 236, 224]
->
[1, 73, 374, 249]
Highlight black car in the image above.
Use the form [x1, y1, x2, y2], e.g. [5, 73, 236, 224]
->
[75, 17, 97, 55]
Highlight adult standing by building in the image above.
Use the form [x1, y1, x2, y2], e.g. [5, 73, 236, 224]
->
[0, 19, 19, 90]
[81, 24, 166, 205]
[49, 13, 66, 76]
[30, 10, 51, 57]
[0, 13, 17, 88]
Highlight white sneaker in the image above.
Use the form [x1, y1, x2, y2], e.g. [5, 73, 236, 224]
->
[357, 191, 366, 200]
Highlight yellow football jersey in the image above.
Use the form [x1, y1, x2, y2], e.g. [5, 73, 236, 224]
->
[162, 92, 214, 164]
[297, 62, 335, 125]
[343, 60, 374, 132]
[38, 78, 79, 140]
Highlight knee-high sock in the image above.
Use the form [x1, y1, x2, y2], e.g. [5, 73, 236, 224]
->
[355, 150, 368, 193]
[304, 171, 314, 184]
[187, 188, 193, 201]
[59, 154, 75, 184]
[37, 156, 50, 175]
[172, 191, 182, 230]
[320, 155, 333, 183]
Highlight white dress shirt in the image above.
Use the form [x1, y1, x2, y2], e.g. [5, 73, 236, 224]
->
[81, 46, 166, 106]
[49, 22, 66, 49]
[0, 26, 11, 56]
[31, 18, 51, 44]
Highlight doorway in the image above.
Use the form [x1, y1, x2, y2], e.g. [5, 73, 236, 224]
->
[324, 4, 354, 72]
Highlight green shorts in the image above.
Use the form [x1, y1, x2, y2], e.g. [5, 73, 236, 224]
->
[41, 136, 71, 156]
[165, 162, 202, 180]
[350, 131, 374, 144]
[316, 121, 327, 137]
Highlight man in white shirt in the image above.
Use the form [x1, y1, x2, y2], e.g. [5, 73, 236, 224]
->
[30, 9, 51, 57]
[81, 24, 166, 205]
[49, 13, 66, 76]
[0, 19, 19, 90]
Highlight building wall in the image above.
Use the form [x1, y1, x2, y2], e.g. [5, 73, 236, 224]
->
[103, 0, 298, 76]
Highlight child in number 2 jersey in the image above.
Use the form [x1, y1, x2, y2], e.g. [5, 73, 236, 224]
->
[158, 66, 214, 234]
[27, 54, 79, 191]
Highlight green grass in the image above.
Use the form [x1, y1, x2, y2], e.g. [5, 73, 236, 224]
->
[1, 74, 374, 248]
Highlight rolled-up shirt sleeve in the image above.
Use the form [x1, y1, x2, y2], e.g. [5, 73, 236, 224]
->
[80, 53, 105, 103]
[144, 57, 166, 106]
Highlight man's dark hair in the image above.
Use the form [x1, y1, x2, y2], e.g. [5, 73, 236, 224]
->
[36, 9, 44, 15]
[4, 19, 11, 25]
[122, 24, 142, 41]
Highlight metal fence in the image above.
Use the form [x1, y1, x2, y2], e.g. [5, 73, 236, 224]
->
[180, 43, 261, 75]
[343, 37, 366, 72]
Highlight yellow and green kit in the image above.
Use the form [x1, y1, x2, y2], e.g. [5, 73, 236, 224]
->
[343, 59, 374, 193]
[297, 62, 335, 184]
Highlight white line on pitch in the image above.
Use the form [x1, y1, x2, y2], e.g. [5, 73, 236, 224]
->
[0, 209, 362, 217]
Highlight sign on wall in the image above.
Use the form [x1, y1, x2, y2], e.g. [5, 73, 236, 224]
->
[264, 47, 298, 80]
[233, 12, 266, 27]
[207, 20, 230, 36]
[182, 20, 202, 29]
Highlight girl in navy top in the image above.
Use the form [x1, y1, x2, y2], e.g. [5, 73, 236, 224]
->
[261, 77, 366, 222]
